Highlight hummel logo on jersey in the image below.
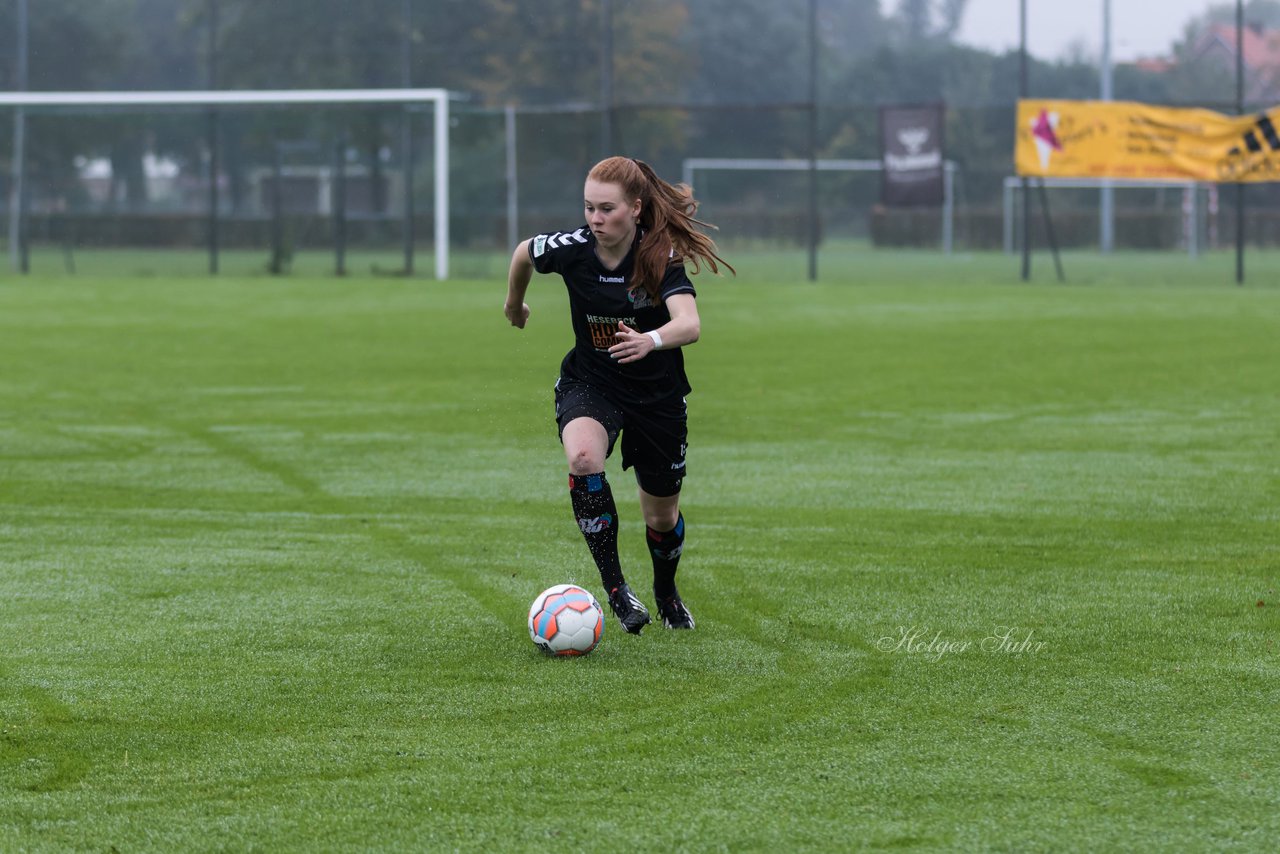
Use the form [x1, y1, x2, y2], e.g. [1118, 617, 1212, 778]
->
[599, 275, 625, 283]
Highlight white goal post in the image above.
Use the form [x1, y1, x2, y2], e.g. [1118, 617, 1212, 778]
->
[681, 157, 957, 253]
[1002, 176, 1207, 257]
[1, 88, 456, 278]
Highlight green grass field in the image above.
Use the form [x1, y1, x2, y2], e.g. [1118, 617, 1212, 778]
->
[2, 249, 1278, 851]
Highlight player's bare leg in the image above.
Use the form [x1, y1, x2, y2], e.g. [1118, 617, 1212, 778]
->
[562, 417, 650, 633]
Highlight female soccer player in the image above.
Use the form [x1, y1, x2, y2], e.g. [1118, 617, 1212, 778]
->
[504, 156, 732, 634]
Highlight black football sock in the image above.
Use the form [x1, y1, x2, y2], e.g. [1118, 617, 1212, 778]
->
[647, 513, 685, 599]
[568, 472, 625, 593]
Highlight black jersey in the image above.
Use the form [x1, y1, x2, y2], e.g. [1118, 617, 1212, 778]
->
[530, 225, 697, 407]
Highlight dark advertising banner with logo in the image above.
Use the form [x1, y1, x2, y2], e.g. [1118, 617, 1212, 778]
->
[880, 104, 945, 207]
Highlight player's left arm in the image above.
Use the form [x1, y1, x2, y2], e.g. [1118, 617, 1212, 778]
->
[610, 294, 700, 364]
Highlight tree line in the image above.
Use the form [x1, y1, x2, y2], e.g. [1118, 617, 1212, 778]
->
[4, 0, 1274, 105]
[1, 0, 1275, 214]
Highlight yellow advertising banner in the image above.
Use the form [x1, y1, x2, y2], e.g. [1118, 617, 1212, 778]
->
[1015, 99, 1280, 183]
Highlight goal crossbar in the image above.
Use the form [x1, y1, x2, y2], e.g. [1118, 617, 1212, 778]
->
[0, 88, 451, 108]
[2, 89, 455, 279]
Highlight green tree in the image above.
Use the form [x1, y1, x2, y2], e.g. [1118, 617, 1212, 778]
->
[1, 0, 146, 209]
[896, 0, 932, 42]
[209, 0, 412, 212]
[890, 0, 971, 44]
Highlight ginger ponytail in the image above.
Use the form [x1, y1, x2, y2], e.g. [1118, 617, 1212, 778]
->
[587, 156, 735, 300]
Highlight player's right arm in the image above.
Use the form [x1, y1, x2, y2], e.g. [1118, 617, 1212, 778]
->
[504, 239, 534, 329]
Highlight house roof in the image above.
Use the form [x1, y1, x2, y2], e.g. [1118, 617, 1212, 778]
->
[1130, 57, 1175, 73]
[1196, 23, 1280, 70]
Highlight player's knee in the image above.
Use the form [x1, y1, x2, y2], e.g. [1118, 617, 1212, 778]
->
[567, 447, 604, 475]
[643, 506, 680, 531]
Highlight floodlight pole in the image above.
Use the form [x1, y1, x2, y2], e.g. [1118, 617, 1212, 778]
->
[806, 0, 819, 282]
[434, 94, 449, 281]
[1100, 0, 1114, 254]
[401, 0, 415, 276]
[270, 143, 284, 275]
[207, 0, 220, 275]
[1019, 0, 1030, 281]
[334, 136, 347, 276]
[8, 0, 29, 274]
[601, 0, 614, 156]
[505, 104, 519, 251]
[1235, 0, 1245, 285]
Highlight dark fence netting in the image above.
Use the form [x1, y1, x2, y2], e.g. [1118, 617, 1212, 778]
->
[4, 99, 1280, 277]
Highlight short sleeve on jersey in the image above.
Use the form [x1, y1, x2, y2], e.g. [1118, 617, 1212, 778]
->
[529, 227, 590, 275]
[659, 264, 697, 301]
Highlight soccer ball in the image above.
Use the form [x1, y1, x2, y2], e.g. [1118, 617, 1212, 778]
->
[528, 584, 604, 656]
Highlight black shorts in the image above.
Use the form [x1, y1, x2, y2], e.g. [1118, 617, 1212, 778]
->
[554, 377, 687, 496]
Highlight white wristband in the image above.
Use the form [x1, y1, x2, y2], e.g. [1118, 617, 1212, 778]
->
[647, 330, 663, 350]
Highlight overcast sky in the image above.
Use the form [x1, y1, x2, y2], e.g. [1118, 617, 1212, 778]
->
[886, 0, 1224, 62]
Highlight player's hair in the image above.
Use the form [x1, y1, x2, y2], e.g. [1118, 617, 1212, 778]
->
[587, 156, 734, 300]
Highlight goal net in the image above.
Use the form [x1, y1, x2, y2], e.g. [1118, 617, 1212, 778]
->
[1002, 177, 1212, 257]
[1, 89, 454, 278]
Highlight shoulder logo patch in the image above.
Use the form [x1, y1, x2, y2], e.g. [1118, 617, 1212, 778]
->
[533, 235, 548, 257]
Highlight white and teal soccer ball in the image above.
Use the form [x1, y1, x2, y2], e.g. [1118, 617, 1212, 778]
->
[528, 584, 604, 656]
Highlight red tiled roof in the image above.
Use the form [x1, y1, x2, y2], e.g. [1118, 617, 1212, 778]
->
[1200, 23, 1280, 69]
[1130, 57, 1174, 73]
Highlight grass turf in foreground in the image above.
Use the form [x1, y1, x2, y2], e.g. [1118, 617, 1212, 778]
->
[1, 255, 1277, 850]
